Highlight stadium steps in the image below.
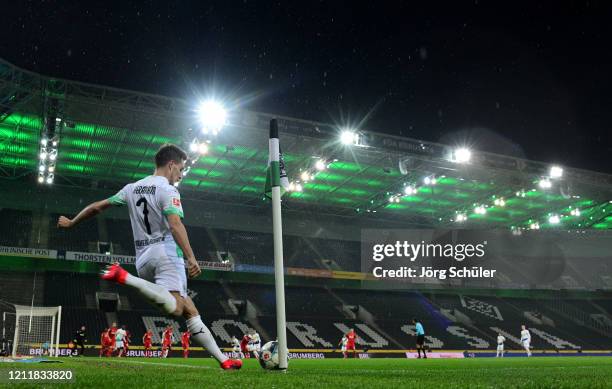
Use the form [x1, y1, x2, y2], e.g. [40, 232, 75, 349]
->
[546, 299, 612, 339]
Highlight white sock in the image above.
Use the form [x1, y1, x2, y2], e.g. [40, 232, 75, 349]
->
[124, 274, 177, 315]
[186, 315, 228, 363]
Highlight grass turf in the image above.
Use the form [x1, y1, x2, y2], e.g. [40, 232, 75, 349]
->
[1, 356, 612, 388]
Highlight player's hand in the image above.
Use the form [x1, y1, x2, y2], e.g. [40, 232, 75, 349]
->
[57, 216, 74, 228]
[187, 258, 201, 278]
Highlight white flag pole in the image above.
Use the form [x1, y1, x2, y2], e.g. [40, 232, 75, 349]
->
[269, 119, 288, 369]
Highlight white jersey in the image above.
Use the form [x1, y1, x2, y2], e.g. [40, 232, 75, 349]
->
[108, 175, 184, 259]
[520, 329, 531, 343]
[115, 328, 126, 342]
[341, 336, 348, 346]
[250, 333, 261, 345]
[497, 335, 505, 345]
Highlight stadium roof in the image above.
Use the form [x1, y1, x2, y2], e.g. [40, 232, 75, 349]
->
[1, 58, 612, 230]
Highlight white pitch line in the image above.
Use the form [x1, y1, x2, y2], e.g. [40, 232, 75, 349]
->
[75, 359, 212, 370]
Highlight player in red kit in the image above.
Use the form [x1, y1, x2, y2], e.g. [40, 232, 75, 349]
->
[143, 330, 153, 357]
[161, 325, 173, 358]
[181, 330, 191, 358]
[108, 322, 118, 357]
[100, 328, 110, 357]
[240, 334, 251, 358]
[345, 328, 357, 358]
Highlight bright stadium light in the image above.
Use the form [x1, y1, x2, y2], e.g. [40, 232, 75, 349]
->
[455, 213, 467, 222]
[37, 175, 44, 183]
[474, 205, 487, 215]
[198, 100, 227, 134]
[570, 208, 581, 216]
[315, 159, 327, 171]
[424, 176, 437, 186]
[388, 195, 400, 203]
[198, 143, 209, 155]
[548, 214, 561, 224]
[300, 171, 311, 181]
[38, 164, 45, 172]
[493, 198, 506, 207]
[451, 147, 472, 163]
[40, 151, 47, 160]
[48, 165, 55, 173]
[294, 183, 303, 192]
[404, 185, 416, 195]
[41, 138, 48, 146]
[340, 129, 358, 145]
[538, 178, 552, 189]
[189, 141, 199, 152]
[529, 222, 540, 230]
[46, 174, 54, 184]
[550, 165, 563, 179]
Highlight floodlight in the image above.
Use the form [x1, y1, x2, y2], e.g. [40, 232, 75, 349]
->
[41, 138, 48, 146]
[300, 171, 311, 181]
[46, 174, 54, 184]
[529, 222, 540, 230]
[538, 178, 552, 189]
[570, 208, 581, 216]
[548, 215, 560, 224]
[38, 164, 45, 172]
[550, 166, 563, 179]
[40, 151, 47, 160]
[37, 175, 44, 183]
[474, 205, 487, 215]
[493, 198, 506, 207]
[198, 100, 227, 133]
[189, 142, 199, 152]
[452, 147, 472, 163]
[340, 130, 358, 145]
[198, 143, 209, 154]
[404, 186, 416, 195]
[294, 183, 303, 192]
[315, 159, 326, 171]
[48, 165, 55, 173]
[456, 213, 467, 222]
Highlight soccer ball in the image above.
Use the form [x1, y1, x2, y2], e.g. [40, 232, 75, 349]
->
[258, 341, 286, 370]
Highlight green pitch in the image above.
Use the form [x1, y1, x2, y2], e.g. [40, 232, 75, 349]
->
[2, 356, 612, 388]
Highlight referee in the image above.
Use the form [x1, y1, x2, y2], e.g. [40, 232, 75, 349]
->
[413, 318, 427, 359]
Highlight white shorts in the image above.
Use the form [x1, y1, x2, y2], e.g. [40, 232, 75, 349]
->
[115, 341, 124, 349]
[341, 345, 347, 352]
[497, 344, 504, 351]
[522, 340, 530, 349]
[136, 244, 187, 297]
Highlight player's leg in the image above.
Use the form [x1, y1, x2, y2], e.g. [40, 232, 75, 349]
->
[181, 295, 230, 364]
[101, 255, 183, 316]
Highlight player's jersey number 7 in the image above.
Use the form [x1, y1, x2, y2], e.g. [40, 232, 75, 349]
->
[136, 197, 152, 234]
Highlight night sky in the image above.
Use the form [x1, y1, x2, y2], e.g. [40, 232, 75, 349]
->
[2, 1, 611, 173]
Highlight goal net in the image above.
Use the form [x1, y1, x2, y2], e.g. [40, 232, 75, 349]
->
[11, 305, 61, 358]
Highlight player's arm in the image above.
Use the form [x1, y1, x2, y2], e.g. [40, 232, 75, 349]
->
[166, 213, 201, 278]
[57, 199, 112, 228]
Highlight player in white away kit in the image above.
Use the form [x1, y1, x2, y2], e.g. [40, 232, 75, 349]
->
[248, 331, 261, 359]
[496, 333, 505, 357]
[339, 335, 348, 359]
[57, 144, 241, 370]
[230, 336, 243, 358]
[520, 325, 532, 357]
[115, 326, 126, 357]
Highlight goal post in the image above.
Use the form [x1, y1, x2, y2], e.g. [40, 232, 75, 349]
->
[11, 305, 62, 358]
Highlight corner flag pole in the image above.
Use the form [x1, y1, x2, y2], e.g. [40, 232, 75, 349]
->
[269, 119, 288, 369]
